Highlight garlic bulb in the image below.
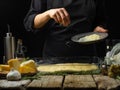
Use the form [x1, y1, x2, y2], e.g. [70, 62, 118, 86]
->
[6, 68, 21, 81]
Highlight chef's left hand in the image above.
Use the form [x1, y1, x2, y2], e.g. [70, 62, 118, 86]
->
[94, 26, 108, 33]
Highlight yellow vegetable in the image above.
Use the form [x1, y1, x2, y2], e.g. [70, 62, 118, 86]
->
[7, 59, 20, 71]
[19, 66, 37, 74]
[7, 59, 37, 74]
[0, 65, 10, 71]
[19, 60, 37, 73]
[20, 60, 36, 69]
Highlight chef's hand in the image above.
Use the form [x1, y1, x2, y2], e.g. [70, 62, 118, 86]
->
[47, 8, 71, 27]
[94, 26, 108, 33]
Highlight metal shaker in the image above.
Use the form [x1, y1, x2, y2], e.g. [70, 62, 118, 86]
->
[15, 39, 25, 61]
[4, 32, 15, 63]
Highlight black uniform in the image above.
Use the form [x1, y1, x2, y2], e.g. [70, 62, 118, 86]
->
[24, 0, 107, 60]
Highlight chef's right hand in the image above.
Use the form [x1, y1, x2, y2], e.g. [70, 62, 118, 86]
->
[47, 8, 71, 27]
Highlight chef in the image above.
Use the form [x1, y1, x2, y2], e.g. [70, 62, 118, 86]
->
[24, 0, 108, 61]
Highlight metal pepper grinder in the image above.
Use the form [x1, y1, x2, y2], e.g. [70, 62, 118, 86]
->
[4, 24, 15, 63]
[15, 39, 25, 61]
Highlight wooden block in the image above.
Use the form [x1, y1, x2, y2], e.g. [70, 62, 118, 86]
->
[0, 79, 31, 90]
[27, 75, 63, 90]
[93, 75, 119, 90]
[63, 75, 97, 90]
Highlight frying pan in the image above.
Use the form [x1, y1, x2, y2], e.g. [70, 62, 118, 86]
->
[71, 32, 108, 44]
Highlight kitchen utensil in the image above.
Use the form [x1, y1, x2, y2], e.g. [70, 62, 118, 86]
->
[4, 25, 15, 63]
[71, 32, 108, 44]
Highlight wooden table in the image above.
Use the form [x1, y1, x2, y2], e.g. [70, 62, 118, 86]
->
[0, 75, 120, 90]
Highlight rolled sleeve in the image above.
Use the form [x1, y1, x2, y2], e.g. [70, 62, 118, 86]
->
[24, 0, 47, 32]
[24, 13, 37, 32]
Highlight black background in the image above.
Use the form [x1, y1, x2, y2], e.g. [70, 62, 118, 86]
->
[0, 0, 120, 63]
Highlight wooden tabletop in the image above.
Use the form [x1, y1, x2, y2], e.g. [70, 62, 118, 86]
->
[0, 75, 120, 90]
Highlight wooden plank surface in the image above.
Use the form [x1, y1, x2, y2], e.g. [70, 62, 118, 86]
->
[27, 75, 63, 90]
[63, 75, 97, 90]
[0, 75, 120, 90]
[0, 79, 31, 90]
[93, 75, 120, 90]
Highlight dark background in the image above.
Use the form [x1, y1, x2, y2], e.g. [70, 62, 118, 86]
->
[0, 0, 120, 63]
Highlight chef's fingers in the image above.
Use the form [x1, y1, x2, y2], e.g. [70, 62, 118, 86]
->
[61, 8, 71, 26]
[52, 14, 59, 23]
[48, 9, 61, 23]
[97, 29, 108, 33]
[47, 8, 70, 26]
[94, 26, 108, 33]
[55, 11, 63, 24]
[58, 8, 71, 26]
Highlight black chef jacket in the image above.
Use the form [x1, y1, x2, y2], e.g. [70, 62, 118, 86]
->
[24, 0, 107, 60]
